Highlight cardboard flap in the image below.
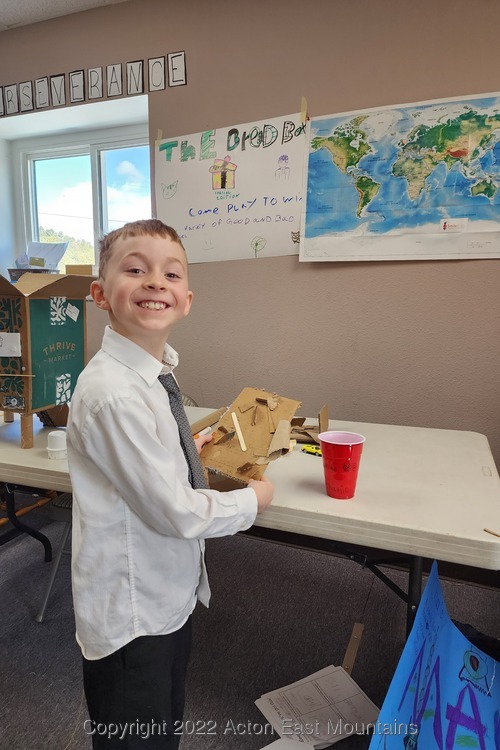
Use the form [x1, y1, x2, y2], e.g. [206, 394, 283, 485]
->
[201, 387, 301, 484]
[290, 403, 329, 444]
[266, 419, 292, 459]
[0, 275, 24, 296]
[15, 273, 63, 295]
[10, 273, 93, 298]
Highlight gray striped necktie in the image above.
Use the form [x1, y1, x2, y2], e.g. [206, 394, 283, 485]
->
[158, 372, 208, 489]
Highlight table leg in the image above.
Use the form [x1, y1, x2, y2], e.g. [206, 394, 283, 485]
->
[0, 485, 52, 561]
[241, 526, 427, 641]
[407, 555, 423, 636]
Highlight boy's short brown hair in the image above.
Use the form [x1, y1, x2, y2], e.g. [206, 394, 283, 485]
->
[98, 219, 186, 279]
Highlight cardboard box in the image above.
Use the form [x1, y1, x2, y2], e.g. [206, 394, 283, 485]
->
[0, 273, 92, 445]
[13, 241, 69, 274]
[65, 264, 97, 276]
[8, 268, 58, 283]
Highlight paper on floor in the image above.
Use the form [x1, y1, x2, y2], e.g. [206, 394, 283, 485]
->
[256, 665, 379, 748]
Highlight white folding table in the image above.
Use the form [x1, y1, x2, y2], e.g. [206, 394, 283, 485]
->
[1, 408, 499, 632]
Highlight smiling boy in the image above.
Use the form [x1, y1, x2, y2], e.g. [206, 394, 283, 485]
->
[67, 219, 273, 749]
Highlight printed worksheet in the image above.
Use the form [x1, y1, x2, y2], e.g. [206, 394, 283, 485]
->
[256, 665, 379, 747]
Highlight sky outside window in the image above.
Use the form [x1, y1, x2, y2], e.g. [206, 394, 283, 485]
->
[35, 154, 93, 242]
[34, 145, 152, 244]
[101, 145, 152, 232]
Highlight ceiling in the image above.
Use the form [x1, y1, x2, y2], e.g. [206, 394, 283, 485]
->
[0, 0, 130, 32]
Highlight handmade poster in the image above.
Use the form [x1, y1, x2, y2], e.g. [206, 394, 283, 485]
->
[155, 113, 306, 262]
[301, 92, 500, 261]
[369, 562, 500, 749]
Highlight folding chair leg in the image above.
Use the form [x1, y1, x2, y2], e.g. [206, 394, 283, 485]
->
[35, 522, 71, 623]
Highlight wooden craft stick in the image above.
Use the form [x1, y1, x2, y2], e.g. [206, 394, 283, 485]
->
[484, 528, 500, 538]
[231, 411, 247, 451]
[342, 622, 364, 675]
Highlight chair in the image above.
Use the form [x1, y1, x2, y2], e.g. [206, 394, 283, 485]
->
[181, 394, 198, 407]
[35, 492, 72, 623]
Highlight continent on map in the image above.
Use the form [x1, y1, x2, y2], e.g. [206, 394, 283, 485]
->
[311, 115, 381, 216]
[355, 175, 381, 217]
[311, 115, 372, 171]
[471, 179, 497, 199]
[392, 109, 500, 201]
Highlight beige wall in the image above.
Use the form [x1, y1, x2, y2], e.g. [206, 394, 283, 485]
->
[2, 0, 500, 463]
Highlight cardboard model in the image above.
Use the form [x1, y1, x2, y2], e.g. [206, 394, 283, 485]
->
[201, 387, 301, 487]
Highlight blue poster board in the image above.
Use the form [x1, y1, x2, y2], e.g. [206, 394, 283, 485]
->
[369, 562, 500, 749]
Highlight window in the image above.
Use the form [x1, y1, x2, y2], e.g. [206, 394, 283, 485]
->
[100, 145, 152, 234]
[24, 136, 151, 270]
[34, 153, 93, 256]
[8, 100, 151, 272]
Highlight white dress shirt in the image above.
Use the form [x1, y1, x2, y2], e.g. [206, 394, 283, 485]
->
[67, 326, 257, 660]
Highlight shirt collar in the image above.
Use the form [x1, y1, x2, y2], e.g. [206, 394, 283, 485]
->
[101, 326, 179, 386]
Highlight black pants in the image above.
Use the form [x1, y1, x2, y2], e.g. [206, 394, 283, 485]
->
[82, 618, 192, 749]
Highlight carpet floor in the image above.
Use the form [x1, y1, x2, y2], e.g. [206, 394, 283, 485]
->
[1, 514, 499, 750]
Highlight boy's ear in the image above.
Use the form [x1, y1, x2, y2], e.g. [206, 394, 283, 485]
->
[184, 289, 194, 317]
[90, 279, 111, 311]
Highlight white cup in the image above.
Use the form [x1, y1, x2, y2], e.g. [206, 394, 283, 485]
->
[47, 430, 67, 460]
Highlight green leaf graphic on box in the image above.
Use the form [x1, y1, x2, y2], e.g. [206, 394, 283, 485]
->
[0, 297, 22, 330]
[0, 376, 24, 396]
[0, 356, 22, 375]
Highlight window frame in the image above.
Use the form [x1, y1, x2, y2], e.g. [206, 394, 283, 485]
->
[10, 123, 150, 263]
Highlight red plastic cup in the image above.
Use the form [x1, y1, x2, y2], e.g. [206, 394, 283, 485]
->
[318, 431, 366, 500]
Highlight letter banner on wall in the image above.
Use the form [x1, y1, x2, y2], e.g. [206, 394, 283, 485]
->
[369, 561, 500, 749]
[154, 114, 306, 263]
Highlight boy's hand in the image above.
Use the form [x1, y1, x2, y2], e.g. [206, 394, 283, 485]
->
[194, 432, 213, 454]
[248, 476, 274, 513]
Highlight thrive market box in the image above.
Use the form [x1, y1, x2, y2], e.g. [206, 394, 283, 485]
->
[0, 273, 92, 446]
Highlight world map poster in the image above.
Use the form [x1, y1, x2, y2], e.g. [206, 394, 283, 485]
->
[301, 93, 500, 261]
